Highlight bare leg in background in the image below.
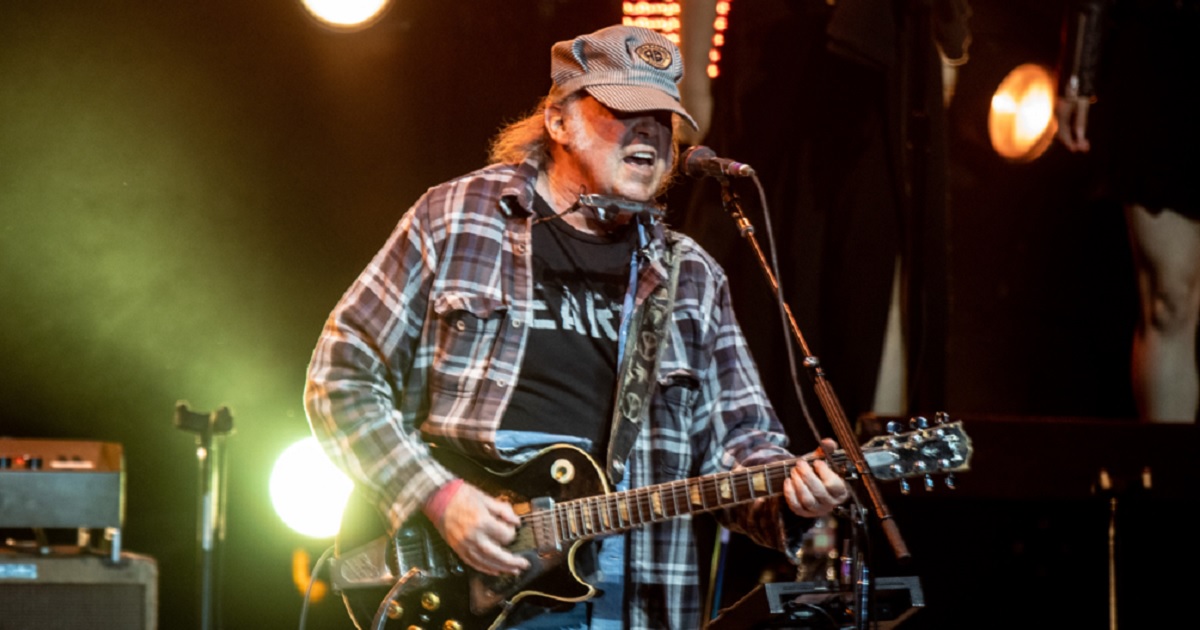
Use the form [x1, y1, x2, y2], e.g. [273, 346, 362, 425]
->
[1125, 203, 1200, 423]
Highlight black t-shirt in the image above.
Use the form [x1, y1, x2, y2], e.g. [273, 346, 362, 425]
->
[499, 196, 636, 453]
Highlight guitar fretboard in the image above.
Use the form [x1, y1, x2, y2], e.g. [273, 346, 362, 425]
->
[542, 452, 846, 543]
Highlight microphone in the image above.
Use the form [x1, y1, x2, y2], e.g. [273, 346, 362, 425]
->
[680, 145, 756, 178]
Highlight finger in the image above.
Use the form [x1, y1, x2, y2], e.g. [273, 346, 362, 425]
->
[788, 463, 817, 515]
[486, 497, 522, 526]
[795, 460, 841, 511]
[483, 514, 520, 546]
[783, 471, 803, 512]
[1074, 103, 1091, 152]
[812, 459, 849, 503]
[475, 535, 529, 575]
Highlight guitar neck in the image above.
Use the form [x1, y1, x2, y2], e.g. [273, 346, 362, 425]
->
[544, 451, 842, 543]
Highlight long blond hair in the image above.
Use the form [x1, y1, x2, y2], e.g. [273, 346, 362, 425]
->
[487, 94, 568, 165]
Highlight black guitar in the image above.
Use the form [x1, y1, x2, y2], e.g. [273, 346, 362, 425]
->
[330, 420, 973, 630]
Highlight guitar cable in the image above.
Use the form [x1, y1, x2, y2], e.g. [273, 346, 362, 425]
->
[371, 567, 429, 630]
[297, 544, 335, 630]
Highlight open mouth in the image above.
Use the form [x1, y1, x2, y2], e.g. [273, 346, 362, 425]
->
[624, 151, 656, 168]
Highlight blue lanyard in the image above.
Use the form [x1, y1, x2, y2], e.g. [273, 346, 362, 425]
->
[616, 221, 648, 366]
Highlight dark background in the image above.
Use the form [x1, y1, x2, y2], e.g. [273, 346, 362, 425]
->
[1, 1, 1193, 629]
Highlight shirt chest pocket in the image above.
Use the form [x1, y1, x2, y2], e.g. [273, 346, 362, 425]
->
[429, 291, 508, 394]
[646, 368, 701, 480]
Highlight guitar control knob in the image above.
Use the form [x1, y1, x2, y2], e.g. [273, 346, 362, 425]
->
[385, 600, 403, 619]
[421, 591, 441, 611]
[443, 621, 463, 630]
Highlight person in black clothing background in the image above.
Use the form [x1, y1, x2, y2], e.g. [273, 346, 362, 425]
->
[1055, 0, 1200, 424]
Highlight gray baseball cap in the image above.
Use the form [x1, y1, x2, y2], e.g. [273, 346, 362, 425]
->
[549, 25, 699, 131]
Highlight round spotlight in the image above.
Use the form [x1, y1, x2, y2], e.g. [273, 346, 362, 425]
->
[269, 437, 353, 538]
[301, 0, 392, 32]
[988, 63, 1057, 163]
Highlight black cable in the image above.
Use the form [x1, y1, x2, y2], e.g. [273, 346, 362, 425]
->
[298, 545, 336, 630]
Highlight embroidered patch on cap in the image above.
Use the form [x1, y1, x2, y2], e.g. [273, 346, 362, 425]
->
[636, 43, 672, 70]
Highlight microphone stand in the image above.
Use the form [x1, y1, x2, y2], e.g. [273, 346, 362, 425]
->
[175, 402, 235, 630]
[715, 178, 911, 626]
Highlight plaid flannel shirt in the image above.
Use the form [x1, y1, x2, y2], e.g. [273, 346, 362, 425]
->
[304, 160, 812, 629]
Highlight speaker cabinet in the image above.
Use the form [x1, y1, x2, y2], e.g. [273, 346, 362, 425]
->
[0, 546, 157, 630]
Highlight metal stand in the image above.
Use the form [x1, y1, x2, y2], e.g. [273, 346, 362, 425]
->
[712, 177, 912, 630]
[175, 402, 234, 630]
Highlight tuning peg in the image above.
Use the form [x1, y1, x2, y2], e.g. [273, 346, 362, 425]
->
[945, 474, 957, 490]
[924, 474, 935, 491]
[910, 416, 929, 430]
[899, 478, 911, 494]
[934, 411, 950, 424]
[886, 420, 902, 435]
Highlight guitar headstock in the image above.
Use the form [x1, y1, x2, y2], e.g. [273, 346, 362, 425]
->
[861, 413, 973, 492]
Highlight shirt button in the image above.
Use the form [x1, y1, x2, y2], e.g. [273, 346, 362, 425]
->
[512, 318, 522, 328]
[495, 379, 508, 388]
[455, 319, 466, 331]
[516, 243, 527, 254]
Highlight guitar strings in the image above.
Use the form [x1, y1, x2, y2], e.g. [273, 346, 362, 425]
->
[518, 457, 809, 542]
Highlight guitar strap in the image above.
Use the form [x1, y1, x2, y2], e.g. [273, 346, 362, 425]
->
[605, 232, 681, 485]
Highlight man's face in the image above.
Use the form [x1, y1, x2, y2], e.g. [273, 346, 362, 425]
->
[555, 95, 675, 202]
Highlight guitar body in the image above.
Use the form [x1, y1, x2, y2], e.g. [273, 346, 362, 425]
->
[336, 444, 611, 630]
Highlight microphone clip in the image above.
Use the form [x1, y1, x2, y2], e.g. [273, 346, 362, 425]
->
[577, 193, 665, 224]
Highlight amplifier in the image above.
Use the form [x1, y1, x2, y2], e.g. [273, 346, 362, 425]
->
[0, 546, 157, 630]
[0, 437, 125, 529]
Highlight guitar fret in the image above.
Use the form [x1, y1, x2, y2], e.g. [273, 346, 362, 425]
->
[752, 467, 769, 494]
[668, 479, 684, 519]
[592, 496, 605, 534]
[650, 488, 664, 518]
[582, 497, 595, 534]
[569, 503, 581, 538]
[687, 477, 702, 509]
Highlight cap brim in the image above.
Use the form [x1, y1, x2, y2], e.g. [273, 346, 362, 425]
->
[585, 84, 699, 131]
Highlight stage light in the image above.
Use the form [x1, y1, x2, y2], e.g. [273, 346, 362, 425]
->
[987, 63, 1057, 163]
[301, 0, 392, 32]
[622, 1, 683, 43]
[269, 437, 353, 538]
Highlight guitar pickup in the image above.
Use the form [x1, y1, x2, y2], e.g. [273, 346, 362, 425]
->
[528, 497, 560, 553]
